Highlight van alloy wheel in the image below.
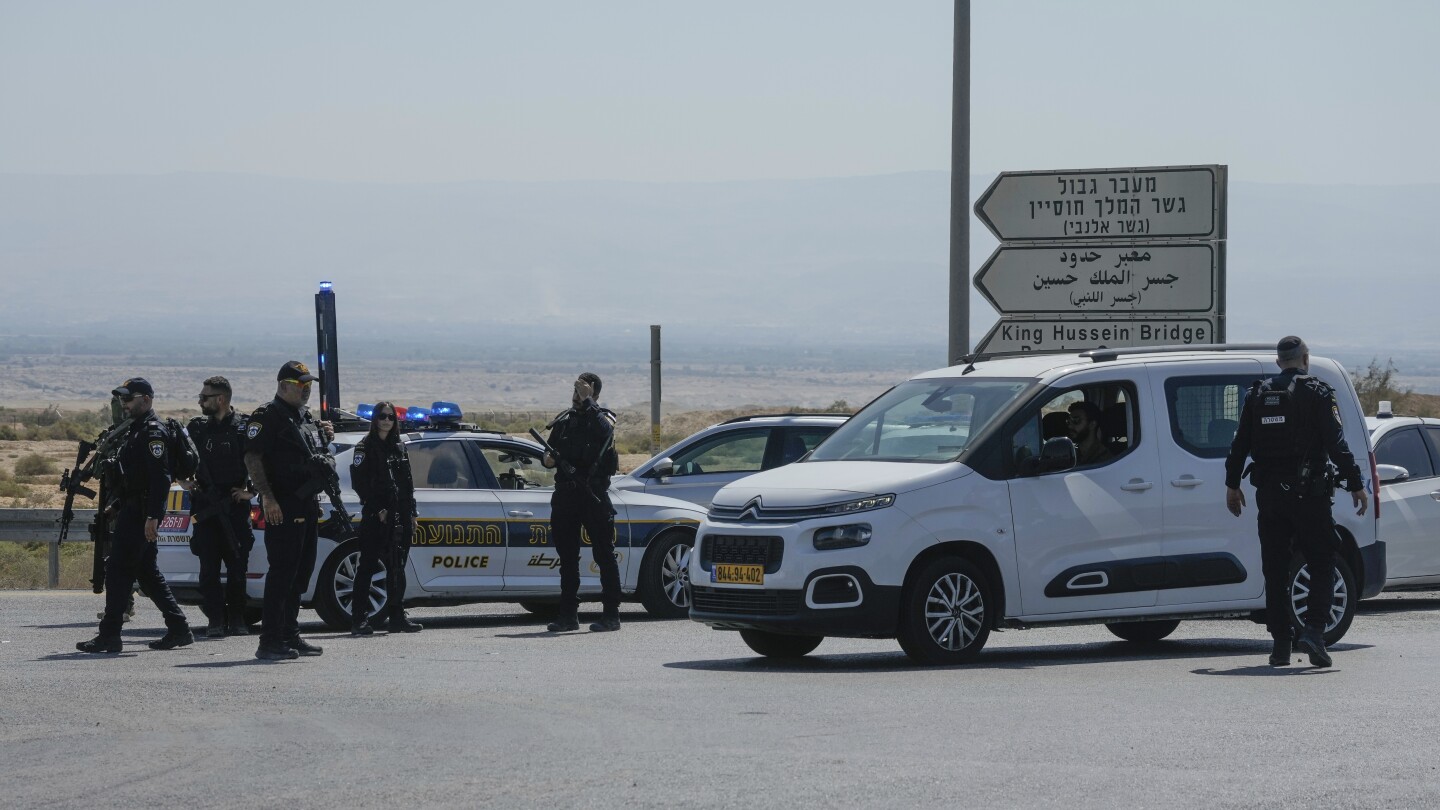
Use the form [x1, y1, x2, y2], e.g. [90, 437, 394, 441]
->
[897, 556, 992, 665]
[926, 572, 985, 651]
[1289, 556, 1356, 645]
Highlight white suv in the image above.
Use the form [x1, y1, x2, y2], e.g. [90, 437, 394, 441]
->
[690, 346, 1384, 665]
[612, 414, 847, 507]
[1367, 404, 1440, 589]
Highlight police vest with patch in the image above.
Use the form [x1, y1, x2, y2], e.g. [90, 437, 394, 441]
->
[1249, 376, 1310, 463]
[188, 412, 250, 486]
[164, 417, 201, 480]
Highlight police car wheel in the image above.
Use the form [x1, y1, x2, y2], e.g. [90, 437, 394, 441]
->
[1105, 619, 1181, 643]
[897, 556, 991, 665]
[637, 530, 695, 619]
[1288, 555, 1357, 645]
[314, 541, 388, 631]
[739, 629, 823, 659]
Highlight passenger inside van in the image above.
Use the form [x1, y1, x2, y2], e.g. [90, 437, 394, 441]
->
[1067, 401, 1113, 466]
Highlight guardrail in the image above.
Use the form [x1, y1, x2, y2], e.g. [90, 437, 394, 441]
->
[0, 508, 97, 588]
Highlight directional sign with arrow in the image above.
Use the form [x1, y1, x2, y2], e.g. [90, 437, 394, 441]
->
[974, 242, 1218, 315]
[974, 165, 1225, 242]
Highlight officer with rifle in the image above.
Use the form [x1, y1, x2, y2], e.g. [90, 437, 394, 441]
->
[76, 378, 194, 654]
[537, 372, 623, 633]
[187, 376, 256, 638]
[58, 394, 137, 623]
[1225, 336, 1368, 668]
[243, 362, 339, 661]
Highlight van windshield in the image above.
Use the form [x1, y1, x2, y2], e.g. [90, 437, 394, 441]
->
[809, 378, 1031, 463]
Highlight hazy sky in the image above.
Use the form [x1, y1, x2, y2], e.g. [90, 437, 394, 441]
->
[3, 0, 1437, 186]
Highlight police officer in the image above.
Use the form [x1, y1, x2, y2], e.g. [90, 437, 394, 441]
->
[244, 361, 334, 661]
[542, 372, 623, 633]
[349, 401, 421, 635]
[77, 378, 194, 653]
[1225, 336, 1368, 668]
[187, 376, 256, 638]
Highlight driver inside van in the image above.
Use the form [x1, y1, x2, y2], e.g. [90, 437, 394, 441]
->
[1067, 401, 1113, 466]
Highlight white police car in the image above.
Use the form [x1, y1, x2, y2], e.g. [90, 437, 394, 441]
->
[690, 345, 1384, 664]
[1367, 401, 1440, 589]
[612, 413, 847, 508]
[157, 405, 704, 628]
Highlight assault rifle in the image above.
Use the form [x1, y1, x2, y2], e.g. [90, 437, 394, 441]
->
[290, 421, 354, 539]
[191, 457, 244, 560]
[528, 428, 603, 503]
[57, 414, 134, 593]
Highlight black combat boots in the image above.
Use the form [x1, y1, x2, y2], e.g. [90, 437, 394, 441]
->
[589, 615, 621, 633]
[1295, 626, 1332, 668]
[1268, 630, 1293, 667]
[76, 635, 123, 654]
[149, 628, 195, 650]
[547, 614, 580, 632]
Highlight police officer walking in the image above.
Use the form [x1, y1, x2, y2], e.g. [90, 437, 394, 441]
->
[542, 373, 623, 633]
[77, 378, 194, 653]
[1225, 337, 1368, 668]
[349, 401, 421, 635]
[244, 362, 334, 661]
[187, 376, 256, 638]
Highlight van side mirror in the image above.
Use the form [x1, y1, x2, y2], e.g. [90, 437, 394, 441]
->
[647, 457, 674, 479]
[1039, 437, 1077, 473]
[1376, 463, 1409, 485]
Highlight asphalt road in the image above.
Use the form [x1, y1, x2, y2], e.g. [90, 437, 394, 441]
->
[4, 590, 1440, 809]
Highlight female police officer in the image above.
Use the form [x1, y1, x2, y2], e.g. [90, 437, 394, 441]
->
[349, 402, 421, 635]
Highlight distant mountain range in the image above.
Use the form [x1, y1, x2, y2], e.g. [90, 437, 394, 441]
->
[2, 171, 1436, 372]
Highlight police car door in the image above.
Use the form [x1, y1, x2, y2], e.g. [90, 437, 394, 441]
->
[1004, 373, 1163, 617]
[405, 439, 507, 592]
[1373, 424, 1440, 582]
[1147, 360, 1266, 606]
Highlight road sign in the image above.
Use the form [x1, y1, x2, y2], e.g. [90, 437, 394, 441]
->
[974, 165, 1226, 242]
[974, 242, 1219, 315]
[973, 317, 1219, 356]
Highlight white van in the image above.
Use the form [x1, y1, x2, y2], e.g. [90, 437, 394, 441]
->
[689, 345, 1384, 664]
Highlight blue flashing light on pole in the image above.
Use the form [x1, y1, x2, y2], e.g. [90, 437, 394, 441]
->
[319, 280, 333, 291]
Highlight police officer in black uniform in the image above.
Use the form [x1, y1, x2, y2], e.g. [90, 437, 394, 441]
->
[542, 372, 623, 633]
[1225, 336, 1368, 668]
[244, 361, 334, 661]
[77, 378, 194, 653]
[349, 401, 421, 635]
[187, 375, 256, 638]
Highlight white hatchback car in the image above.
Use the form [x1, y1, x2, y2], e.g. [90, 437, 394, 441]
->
[1367, 403, 1440, 589]
[612, 414, 846, 507]
[690, 346, 1384, 664]
[157, 428, 705, 628]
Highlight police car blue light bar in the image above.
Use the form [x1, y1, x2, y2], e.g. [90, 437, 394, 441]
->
[430, 401, 462, 423]
[405, 406, 431, 424]
[356, 403, 375, 420]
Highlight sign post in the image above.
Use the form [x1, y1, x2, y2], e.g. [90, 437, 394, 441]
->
[972, 165, 1226, 357]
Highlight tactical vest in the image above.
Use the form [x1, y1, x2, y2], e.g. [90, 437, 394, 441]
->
[191, 412, 250, 486]
[1249, 376, 1308, 463]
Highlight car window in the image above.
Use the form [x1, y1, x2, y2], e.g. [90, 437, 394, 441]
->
[773, 427, 834, 466]
[671, 429, 770, 476]
[811, 379, 1028, 463]
[1009, 381, 1139, 475]
[1375, 427, 1435, 479]
[408, 440, 476, 489]
[1427, 428, 1440, 470]
[1164, 375, 1251, 459]
[478, 445, 557, 490]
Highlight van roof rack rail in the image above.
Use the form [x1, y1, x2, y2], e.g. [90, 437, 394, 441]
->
[1081, 343, 1273, 362]
[720, 413, 848, 424]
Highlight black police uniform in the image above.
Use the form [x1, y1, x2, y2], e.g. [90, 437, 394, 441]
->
[1225, 368, 1364, 641]
[349, 434, 418, 632]
[545, 398, 622, 628]
[95, 410, 191, 644]
[246, 396, 324, 653]
[187, 410, 256, 635]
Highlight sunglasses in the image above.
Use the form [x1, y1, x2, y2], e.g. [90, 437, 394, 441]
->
[119, 394, 141, 403]
[280, 378, 313, 389]
[198, 393, 222, 401]
[375, 413, 396, 422]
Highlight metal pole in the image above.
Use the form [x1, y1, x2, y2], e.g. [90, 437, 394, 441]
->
[948, 0, 971, 365]
[48, 539, 59, 588]
[650, 325, 662, 453]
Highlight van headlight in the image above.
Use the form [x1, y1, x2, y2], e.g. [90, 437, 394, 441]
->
[813, 523, 873, 550]
[820, 494, 895, 516]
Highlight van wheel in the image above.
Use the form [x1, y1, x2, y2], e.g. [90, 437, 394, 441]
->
[1289, 555, 1356, 645]
[897, 556, 991, 665]
[637, 529, 695, 619]
[314, 541, 388, 631]
[739, 630, 823, 658]
[1106, 619, 1181, 643]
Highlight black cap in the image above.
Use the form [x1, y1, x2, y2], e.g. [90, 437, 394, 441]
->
[1276, 336, 1309, 362]
[277, 360, 317, 383]
[112, 377, 155, 398]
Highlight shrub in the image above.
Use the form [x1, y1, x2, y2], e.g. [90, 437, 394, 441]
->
[14, 454, 57, 476]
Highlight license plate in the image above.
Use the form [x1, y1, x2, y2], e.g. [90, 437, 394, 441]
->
[712, 563, 764, 585]
[158, 515, 190, 534]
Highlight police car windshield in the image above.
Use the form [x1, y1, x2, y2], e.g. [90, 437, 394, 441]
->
[808, 378, 1030, 463]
